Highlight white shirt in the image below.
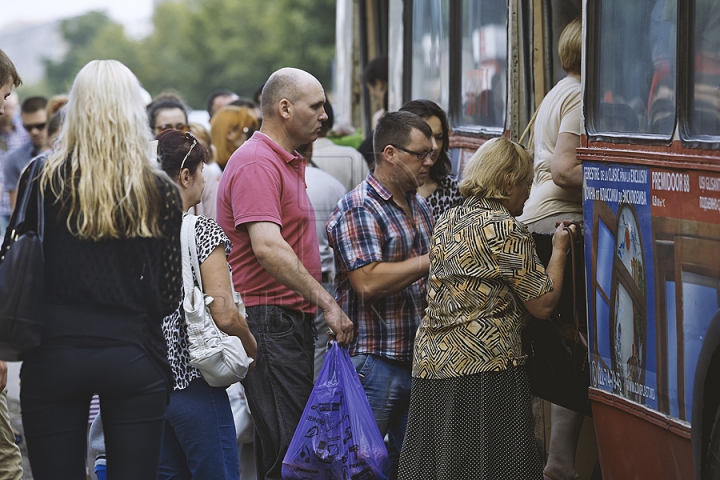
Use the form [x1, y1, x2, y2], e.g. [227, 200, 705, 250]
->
[518, 76, 582, 225]
[305, 166, 347, 275]
[311, 137, 368, 193]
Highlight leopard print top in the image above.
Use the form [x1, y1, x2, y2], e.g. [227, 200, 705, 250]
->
[425, 174, 464, 223]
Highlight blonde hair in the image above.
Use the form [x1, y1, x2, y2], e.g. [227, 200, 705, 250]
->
[189, 122, 215, 163]
[210, 105, 259, 169]
[41, 60, 164, 241]
[459, 137, 533, 200]
[559, 18, 582, 75]
[46, 94, 68, 117]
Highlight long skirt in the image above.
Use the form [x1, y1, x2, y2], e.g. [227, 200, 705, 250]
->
[398, 366, 542, 480]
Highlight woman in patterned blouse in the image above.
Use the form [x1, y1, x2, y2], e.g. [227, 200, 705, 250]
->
[399, 100, 464, 222]
[398, 137, 574, 479]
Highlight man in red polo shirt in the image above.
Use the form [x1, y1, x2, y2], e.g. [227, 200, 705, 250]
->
[216, 67, 353, 480]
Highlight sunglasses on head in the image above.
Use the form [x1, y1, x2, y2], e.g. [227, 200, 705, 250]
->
[155, 123, 190, 134]
[23, 123, 47, 132]
[180, 132, 198, 171]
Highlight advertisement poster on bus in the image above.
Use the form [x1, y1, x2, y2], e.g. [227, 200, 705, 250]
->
[584, 162, 720, 423]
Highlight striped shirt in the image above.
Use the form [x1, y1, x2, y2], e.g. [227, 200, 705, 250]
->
[327, 172, 434, 362]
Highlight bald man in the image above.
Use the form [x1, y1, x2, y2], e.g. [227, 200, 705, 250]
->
[216, 68, 353, 480]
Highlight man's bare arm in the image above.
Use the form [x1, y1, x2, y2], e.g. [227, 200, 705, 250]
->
[247, 221, 353, 344]
[550, 132, 582, 190]
[346, 255, 430, 302]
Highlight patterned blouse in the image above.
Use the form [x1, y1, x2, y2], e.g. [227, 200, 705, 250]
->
[162, 214, 232, 390]
[412, 196, 554, 379]
[425, 174, 464, 223]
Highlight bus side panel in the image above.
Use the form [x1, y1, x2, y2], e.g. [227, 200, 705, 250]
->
[590, 388, 693, 480]
[583, 160, 720, 478]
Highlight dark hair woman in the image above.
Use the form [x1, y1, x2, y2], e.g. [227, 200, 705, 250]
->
[155, 129, 257, 479]
[399, 99, 464, 222]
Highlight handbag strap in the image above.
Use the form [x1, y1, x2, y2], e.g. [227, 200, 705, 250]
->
[180, 214, 203, 294]
[564, 223, 588, 350]
[519, 107, 540, 149]
[1, 156, 46, 261]
[180, 213, 240, 310]
[12, 156, 46, 239]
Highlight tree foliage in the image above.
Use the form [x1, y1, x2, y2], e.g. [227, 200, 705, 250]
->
[40, 0, 337, 109]
[44, 12, 141, 94]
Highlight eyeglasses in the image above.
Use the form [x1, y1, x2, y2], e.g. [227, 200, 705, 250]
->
[155, 123, 190, 134]
[180, 132, 198, 171]
[23, 123, 46, 132]
[390, 144, 435, 161]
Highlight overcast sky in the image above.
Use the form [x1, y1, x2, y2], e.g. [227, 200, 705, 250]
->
[1, 0, 153, 34]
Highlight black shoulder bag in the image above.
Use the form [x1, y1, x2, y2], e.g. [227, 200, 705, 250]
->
[523, 225, 592, 416]
[0, 156, 47, 361]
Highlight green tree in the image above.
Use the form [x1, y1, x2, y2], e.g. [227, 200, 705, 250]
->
[137, 0, 336, 109]
[39, 1, 337, 110]
[44, 12, 141, 94]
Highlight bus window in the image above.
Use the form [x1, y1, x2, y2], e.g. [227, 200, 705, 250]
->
[591, 0, 677, 137]
[688, 0, 720, 137]
[459, 0, 507, 128]
[411, 0, 450, 111]
[550, 0, 583, 86]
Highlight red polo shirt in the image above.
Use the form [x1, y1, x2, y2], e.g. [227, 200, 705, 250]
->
[216, 132, 321, 314]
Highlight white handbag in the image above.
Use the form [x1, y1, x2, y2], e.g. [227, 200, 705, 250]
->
[181, 214, 252, 387]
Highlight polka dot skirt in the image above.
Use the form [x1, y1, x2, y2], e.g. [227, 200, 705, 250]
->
[398, 366, 542, 480]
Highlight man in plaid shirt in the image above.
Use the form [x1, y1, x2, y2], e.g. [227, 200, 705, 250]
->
[327, 111, 435, 480]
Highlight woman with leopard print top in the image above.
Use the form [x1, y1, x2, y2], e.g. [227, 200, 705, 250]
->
[156, 129, 256, 479]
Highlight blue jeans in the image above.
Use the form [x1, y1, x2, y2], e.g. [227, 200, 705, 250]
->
[350, 354, 412, 480]
[242, 305, 315, 480]
[158, 377, 239, 480]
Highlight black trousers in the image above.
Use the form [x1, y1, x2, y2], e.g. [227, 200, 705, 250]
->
[242, 305, 316, 480]
[20, 340, 169, 480]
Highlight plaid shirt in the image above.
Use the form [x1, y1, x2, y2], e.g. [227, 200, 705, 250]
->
[0, 116, 30, 217]
[327, 172, 434, 361]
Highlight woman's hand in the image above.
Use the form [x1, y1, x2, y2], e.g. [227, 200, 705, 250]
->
[552, 220, 576, 253]
[524, 222, 576, 319]
[238, 322, 258, 372]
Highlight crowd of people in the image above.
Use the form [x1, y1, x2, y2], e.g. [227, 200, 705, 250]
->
[0, 17, 584, 480]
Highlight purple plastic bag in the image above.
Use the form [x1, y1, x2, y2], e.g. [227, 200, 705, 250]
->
[282, 342, 389, 480]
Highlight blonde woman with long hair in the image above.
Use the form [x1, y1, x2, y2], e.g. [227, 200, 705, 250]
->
[210, 105, 259, 169]
[19, 60, 183, 480]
